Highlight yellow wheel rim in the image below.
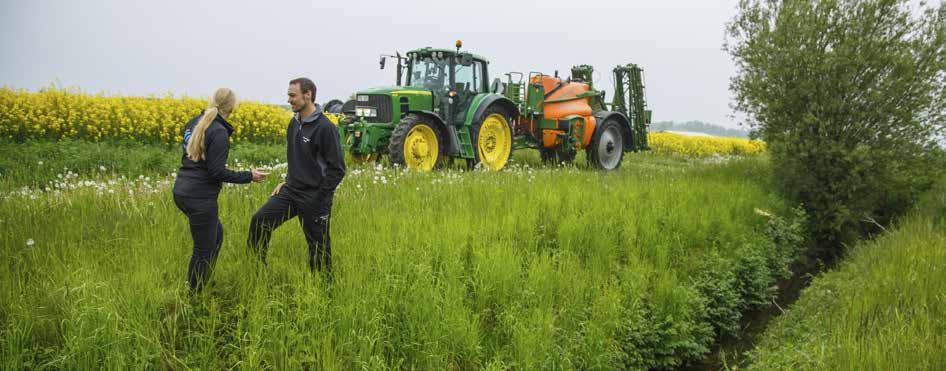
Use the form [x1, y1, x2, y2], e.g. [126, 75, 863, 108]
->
[477, 113, 512, 171]
[350, 153, 377, 165]
[404, 124, 439, 171]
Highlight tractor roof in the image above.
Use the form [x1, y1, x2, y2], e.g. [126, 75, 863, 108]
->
[407, 47, 488, 64]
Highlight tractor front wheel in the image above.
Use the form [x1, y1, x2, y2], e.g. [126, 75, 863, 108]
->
[388, 114, 444, 171]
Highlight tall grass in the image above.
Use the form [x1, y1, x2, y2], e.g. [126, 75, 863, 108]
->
[746, 179, 946, 370]
[1, 141, 798, 369]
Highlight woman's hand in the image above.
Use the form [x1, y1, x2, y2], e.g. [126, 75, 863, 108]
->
[251, 169, 270, 183]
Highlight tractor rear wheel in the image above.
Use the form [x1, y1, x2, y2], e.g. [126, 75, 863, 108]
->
[470, 107, 513, 171]
[587, 118, 625, 170]
[388, 114, 444, 171]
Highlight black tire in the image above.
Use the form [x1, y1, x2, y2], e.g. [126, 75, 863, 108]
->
[323, 99, 345, 114]
[388, 114, 445, 170]
[587, 117, 625, 170]
[468, 106, 514, 170]
[540, 148, 557, 164]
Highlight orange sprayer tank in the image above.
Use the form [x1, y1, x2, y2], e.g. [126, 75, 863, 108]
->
[530, 75, 597, 148]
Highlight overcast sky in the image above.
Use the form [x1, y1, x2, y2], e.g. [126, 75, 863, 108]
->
[1, 0, 746, 128]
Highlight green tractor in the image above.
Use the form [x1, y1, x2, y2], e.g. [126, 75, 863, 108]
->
[339, 41, 651, 171]
[341, 41, 518, 171]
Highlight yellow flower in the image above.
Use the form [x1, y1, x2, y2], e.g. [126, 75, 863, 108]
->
[648, 132, 766, 157]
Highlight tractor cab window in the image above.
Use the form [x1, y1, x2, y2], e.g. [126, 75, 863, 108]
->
[407, 55, 449, 92]
[454, 59, 482, 94]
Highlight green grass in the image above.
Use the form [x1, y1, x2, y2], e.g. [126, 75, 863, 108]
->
[0, 139, 284, 190]
[0, 140, 803, 370]
[746, 180, 946, 371]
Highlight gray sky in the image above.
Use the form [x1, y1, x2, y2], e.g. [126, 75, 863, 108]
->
[1, 0, 744, 128]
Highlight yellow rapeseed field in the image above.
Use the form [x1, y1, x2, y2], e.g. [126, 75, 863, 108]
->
[1, 87, 764, 157]
[0, 86, 292, 144]
[648, 132, 766, 157]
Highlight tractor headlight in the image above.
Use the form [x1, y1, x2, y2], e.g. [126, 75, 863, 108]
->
[355, 107, 378, 117]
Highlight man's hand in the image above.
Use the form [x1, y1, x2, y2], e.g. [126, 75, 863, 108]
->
[251, 169, 270, 183]
[271, 181, 285, 196]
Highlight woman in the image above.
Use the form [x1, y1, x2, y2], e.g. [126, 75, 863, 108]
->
[172, 88, 268, 292]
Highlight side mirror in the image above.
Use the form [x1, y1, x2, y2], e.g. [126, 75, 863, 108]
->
[379, 56, 386, 70]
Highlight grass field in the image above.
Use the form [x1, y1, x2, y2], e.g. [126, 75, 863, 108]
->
[745, 178, 946, 371]
[0, 141, 802, 370]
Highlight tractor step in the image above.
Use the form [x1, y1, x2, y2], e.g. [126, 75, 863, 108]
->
[456, 126, 475, 159]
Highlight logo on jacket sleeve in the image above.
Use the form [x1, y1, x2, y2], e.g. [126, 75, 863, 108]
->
[183, 129, 192, 149]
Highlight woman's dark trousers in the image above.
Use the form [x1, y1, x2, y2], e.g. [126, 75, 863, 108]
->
[174, 195, 224, 291]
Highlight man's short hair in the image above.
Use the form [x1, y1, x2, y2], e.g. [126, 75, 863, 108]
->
[290, 77, 317, 102]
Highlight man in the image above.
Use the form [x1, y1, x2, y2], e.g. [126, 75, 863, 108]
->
[248, 77, 345, 274]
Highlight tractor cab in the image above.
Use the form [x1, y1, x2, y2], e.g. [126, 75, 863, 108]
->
[402, 46, 489, 126]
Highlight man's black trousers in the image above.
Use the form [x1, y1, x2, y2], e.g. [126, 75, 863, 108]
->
[247, 187, 332, 272]
[173, 195, 223, 291]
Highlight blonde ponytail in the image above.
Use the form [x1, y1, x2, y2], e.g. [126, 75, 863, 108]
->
[187, 88, 237, 161]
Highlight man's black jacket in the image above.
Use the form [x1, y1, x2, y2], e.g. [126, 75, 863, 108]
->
[284, 107, 346, 214]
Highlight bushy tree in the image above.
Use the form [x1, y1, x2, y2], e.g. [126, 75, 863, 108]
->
[727, 0, 946, 248]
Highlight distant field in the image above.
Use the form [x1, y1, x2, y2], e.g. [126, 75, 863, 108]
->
[0, 140, 801, 370]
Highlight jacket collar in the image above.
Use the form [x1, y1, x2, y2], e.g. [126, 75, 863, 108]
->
[217, 115, 235, 136]
[205, 110, 235, 135]
[294, 103, 324, 125]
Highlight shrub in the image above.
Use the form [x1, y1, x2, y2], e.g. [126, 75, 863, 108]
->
[727, 0, 946, 247]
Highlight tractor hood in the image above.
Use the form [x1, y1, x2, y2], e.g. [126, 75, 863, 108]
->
[355, 86, 434, 97]
[356, 86, 399, 95]
[346, 85, 436, 121]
